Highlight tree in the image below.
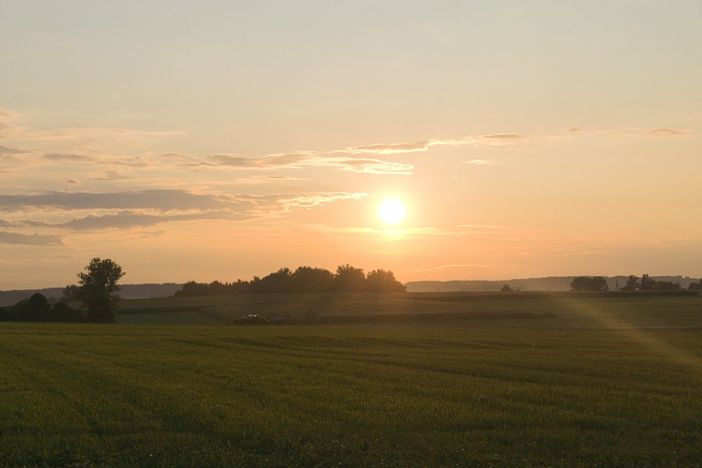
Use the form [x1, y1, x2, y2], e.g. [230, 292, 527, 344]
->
[50, 302, 83, 322]
[27, 293, 52, 321]
[292, 266, 334, 292]
[78, 258, 125, 323]
[87, 296, 115, 323]
[253, 268, 294, 293]
[570, 276, 609, 292]
[333, 264, 366, 292]
[62, 284, 81, 302]
[500, 284, 513, 293]
[366, 269, 405, 292]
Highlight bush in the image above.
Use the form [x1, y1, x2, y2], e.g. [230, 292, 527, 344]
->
[50, 302, 83, 322]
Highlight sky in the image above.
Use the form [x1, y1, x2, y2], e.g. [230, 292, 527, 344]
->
[1, 0, 701, 289]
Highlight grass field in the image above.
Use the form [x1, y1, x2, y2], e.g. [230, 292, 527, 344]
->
[117, 291, 702, 328]
[2, 294, 702, 466]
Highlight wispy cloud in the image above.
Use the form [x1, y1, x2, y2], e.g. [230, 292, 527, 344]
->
[0, 189, 227, 211]
[147, 132, 533, 176]
[44, 153, 94, 162]
[0, 145, 25, 155]
[1, 190, 368, 230]
[644, 128, 690, 137]
[6, 126, 183, 142]
[343, 133, 528, 156]
[0, 108, 19, 137]
[0, 231, 62, 245]
[180, 152, 413, 175]
[566, 127, 692, 139]
[58, 211, 238, 230]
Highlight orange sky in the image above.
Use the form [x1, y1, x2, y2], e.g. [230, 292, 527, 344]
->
[1, 1, 701, 288]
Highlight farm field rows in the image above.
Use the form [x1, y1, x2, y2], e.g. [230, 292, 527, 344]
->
[117, 292, 702, 329]
[2, 306, 702, 466]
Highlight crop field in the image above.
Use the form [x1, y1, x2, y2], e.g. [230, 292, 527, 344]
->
[1, 294, 702, 466]
[117, 291, 702, 328]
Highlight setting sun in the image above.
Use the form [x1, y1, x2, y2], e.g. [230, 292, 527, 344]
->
[378, 198, 407, 225]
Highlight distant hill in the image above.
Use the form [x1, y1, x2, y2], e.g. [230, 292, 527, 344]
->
[406, 276, 700, 293]
[0, 283, 183, 306]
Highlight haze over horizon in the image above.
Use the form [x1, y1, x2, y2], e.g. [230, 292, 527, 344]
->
[2, 1, 701, 289]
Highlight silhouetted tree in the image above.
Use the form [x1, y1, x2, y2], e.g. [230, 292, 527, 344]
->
[333, 264, 366, 292]
[27, 293, 52, 321]
[500, 284, 513, 293]
[87, 296, 114, 323]
[50, 302, 83, 322]
[78, 258, 125, 323]
[292, 266, 334, 292]
[0, 306, 14, 321]
[62, 284, 81, 302]
[174, 264, 406, 296]
[0, 296, 82, 323]
[252, 268, 294, 293]
[366, 269, 405, 292]
[570, 276, 609, 292]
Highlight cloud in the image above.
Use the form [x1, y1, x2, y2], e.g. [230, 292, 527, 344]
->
[645, 128, 690, 137]
[274, 192, 367, 211]
[0, 145, 25, 155]
[349, 140, 431, 155]
[207, 152, 312, 168]
[0, 108, 19, 137]
[6, 191, 368, 230]
[159, 131, 530, 177]
[466, 159, 496, 165]
[335, 158, 414, 175]
[0, 231, 62, 245]
[10, 127, 183, 142]
[0, 189, 226, 211]
[344, 133, 528, 157]
[186, 152, 413, 175]
[59, 211, 238, 230]
[568, 127, 693, 139]
[95, 170, 129, 181]
[44, 153, 94, 161]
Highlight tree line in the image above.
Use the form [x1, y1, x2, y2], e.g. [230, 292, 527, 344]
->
[0, 258, 125, 323]
[175, 265, 405, 297]
[570, 274, 701, 292]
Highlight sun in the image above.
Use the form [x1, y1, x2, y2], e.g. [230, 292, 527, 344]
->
[378, 198, 407, 225]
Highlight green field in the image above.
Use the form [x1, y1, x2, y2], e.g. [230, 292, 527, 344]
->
[2, 294, 702, 466]
[118, 291, 702, 328]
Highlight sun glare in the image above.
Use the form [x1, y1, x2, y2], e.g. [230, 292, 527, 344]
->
[378, 198, 407, 225]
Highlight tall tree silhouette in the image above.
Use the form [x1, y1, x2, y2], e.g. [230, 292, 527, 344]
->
[78, 258, 125, 323]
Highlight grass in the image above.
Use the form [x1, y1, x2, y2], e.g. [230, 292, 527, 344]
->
[0, 298, 702, 466]
[1, 294, 702, 466]
[117, 291, 702, 328]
